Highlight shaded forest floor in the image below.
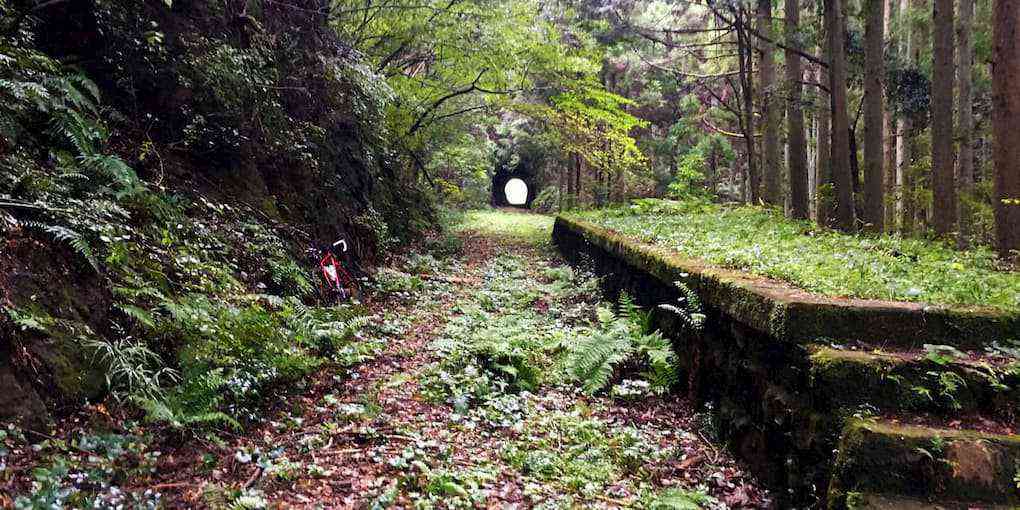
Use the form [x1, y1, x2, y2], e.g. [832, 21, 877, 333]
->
[2, 209, 769, 509]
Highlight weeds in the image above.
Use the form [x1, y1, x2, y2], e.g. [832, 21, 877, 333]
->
[5, 426, 163, 510]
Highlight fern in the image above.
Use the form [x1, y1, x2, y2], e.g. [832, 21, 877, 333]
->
[114, 303, 157, 329]
[568, 326, 633, 394]
[129, 395, 239, 430]
[50, 108, 100, 156]
[566, 306, 635, 394]
[619, 292, 654, 334]
[80, 154, 144, 197]
[567, 300, 680, 395]
[0, 208, 15, 233]
[635, 331, 679, 391]
[19, 221, 100, 271]
[658, 280, 706, 335]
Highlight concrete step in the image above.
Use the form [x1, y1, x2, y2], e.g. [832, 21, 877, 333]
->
[827, 418, 1020, 509]
[808, 345, 1020, 420]
[831, 492, 1013, 509]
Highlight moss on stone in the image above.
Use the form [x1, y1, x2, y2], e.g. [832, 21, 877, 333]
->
[555, 215, 1020, 349]
[27, 331, 106, 401]
[808, 346, 1020, 417]
[554, 215, 1020, 507]
[828, 419, 1020, 508]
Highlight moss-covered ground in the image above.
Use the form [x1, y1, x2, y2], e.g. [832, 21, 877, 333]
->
[572, 199, 1020, 311]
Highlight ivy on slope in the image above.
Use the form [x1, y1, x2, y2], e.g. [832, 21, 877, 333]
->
[0, 24, 369, 431]
[0, 0, 432, 431]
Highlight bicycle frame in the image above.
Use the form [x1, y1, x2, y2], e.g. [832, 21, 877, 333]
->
[318, 239, 356, 302]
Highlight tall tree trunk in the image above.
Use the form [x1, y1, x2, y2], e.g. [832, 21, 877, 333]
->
[993, 0, 1020, 259]
[558, 165, 565, 212]
[807, 64, 818, 219]
[786, 0, 809, 219]
[758, 0, 783, 206]
[883, 0, 898, 231]
[737, 11, 761, 203]
[900, 0, 922, 234]
[575, 156, 583, 208]
[816, 45, 832, 225]
[864, 0, 887, 231]
[850, 127, 862, 214]
[708, 142, 719, 192]
[956, 0, 974, 247]
[568, 153, 578, 209]
[827, 0, 856, 230]
[932, 0, 957, 236]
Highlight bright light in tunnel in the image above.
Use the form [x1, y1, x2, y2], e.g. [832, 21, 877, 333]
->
[504, 178, 528, 206]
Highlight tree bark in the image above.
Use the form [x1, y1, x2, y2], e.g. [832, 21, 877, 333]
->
[900, 0, 923, 234]
[736, 10, 761, 203]
[864, 0, 886, 231]
[883, 0, 898, 232]
[993, 0, 1020, 259]
[575, 155, 583, 208]
[956, 0, 974, 248]
[568, 153, 578, 209]
[758, 0, 783, 206]
[786, 0, 809, 219]
[827, 0, 856, 231]
[816, 42, 832, 226]
[558, 165, 565, 212]
[932, 0, 957, 236]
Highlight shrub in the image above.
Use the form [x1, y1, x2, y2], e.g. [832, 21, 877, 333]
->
[531, 186, 561, 213]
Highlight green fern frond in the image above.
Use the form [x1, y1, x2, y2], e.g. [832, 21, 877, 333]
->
[115, 303, 157, 329]
[567, 326, 633, 394]
[50, 109, 99, 156]
[80, 154, 144, 197]
[18, 221, 100, 271]
[66, 73, 101, 105]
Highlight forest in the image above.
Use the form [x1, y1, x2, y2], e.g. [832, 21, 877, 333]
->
[1, 0, 1019, 508]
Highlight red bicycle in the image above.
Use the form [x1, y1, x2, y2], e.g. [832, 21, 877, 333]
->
[318, 239, 358, 303]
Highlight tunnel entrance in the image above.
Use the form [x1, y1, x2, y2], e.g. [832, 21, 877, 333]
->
[504, 178, 528, 205]
[492, 169, 536, 208]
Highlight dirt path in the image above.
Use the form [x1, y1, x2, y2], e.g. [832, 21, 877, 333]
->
[3, 211, 770, 509]
[163, 215, 769, 508]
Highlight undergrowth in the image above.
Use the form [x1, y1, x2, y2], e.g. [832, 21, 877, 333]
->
[423, 251, 688, 412]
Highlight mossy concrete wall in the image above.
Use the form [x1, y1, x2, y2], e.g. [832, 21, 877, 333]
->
[552, 215, 1020, 506]
[553, 216, 1019, 350]
[828, 420, 1020, 508]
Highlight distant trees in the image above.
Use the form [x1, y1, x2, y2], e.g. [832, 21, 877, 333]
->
[584, 0, 1017, 259]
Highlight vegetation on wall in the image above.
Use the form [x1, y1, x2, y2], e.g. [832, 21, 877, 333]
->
[576, 199, 1020, 310]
